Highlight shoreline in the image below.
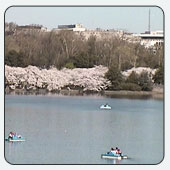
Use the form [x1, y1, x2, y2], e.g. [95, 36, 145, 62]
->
[5, 88, 163, 100]
[103, 90, 163, 100]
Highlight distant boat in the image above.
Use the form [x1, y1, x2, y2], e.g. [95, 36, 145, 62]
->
[101, 152, 128, 160]
[100, 104, 111, 110]
[5, 135, 25, 142]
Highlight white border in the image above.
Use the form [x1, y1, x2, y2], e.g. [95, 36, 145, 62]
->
[0, 0, 169, 170]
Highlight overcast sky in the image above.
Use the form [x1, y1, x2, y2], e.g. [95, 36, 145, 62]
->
[5, 6, 164, 33]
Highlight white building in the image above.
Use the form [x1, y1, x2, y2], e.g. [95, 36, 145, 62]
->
[134, 31, 164, 48]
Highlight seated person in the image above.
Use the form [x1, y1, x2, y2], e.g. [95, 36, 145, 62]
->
[8, 132, 15, 139]
[116, 147, 122, 156]
[110, 148, 117, 155]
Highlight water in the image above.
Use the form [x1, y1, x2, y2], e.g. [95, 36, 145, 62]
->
[5, 94, 164, 164]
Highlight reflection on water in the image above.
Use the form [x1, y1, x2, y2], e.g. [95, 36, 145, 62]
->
[104, 159, 121, 164]
[5, 94, 163, 164]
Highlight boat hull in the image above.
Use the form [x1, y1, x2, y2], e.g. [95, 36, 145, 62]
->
[5, 137, 25, 142]
[101, 154, 128, 160]
[100, 105, 111, 110]
[7, 139, 25, 142]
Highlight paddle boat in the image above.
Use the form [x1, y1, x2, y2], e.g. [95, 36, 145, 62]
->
[5, 132, 25, 142]
[101, 152, 128, 160]
[100, 104, 111, 110]
[101, 148, 128, 160]
[6, 136, 25, 142]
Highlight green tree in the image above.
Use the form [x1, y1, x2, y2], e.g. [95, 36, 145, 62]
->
[73, 53, 92, 68]
[126, 71, 139, 84]
[153, 66, 164, 85]
[120, 82, 141, 91]
[105, 65, 123, 90]
[122, 71, 141, 91]
[5, 50, 24, 67]
[138, 71, 153, 91]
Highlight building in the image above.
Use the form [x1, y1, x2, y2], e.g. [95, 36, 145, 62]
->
[57, 24, 86, 32]
[139, 30, 164, 48]
[132, 9, 164, 49]
[16, 25, 47, 32]
[133, 30, 164, 49]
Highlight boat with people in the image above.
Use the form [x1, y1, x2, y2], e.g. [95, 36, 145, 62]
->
[100, 103, 111, 110]
[101, 147, 128, 160]
[5, 132, 25, 142]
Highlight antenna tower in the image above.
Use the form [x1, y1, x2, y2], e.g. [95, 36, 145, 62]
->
[148, 9, 151, 33]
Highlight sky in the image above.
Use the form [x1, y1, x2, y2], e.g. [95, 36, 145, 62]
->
[5, 6, 164, 33]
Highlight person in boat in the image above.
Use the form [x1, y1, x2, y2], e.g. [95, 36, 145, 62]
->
[17, 134, 22, 138]
[104, 103, 108, 107]
[110, 148, 117, 155]
[8, 132, 13, 139]
[116, 147, 122, 156]
[8, 132, 15, 140]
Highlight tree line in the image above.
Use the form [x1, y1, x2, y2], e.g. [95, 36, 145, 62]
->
[105, 65, 164, 91]
[5, 23, 163, 70]
[5, 23, 164, 89]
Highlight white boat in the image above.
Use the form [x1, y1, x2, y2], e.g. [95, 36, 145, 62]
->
[100, 104, 111, 110]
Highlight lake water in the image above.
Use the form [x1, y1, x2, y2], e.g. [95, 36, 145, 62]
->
[5, 94, 164, 164]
